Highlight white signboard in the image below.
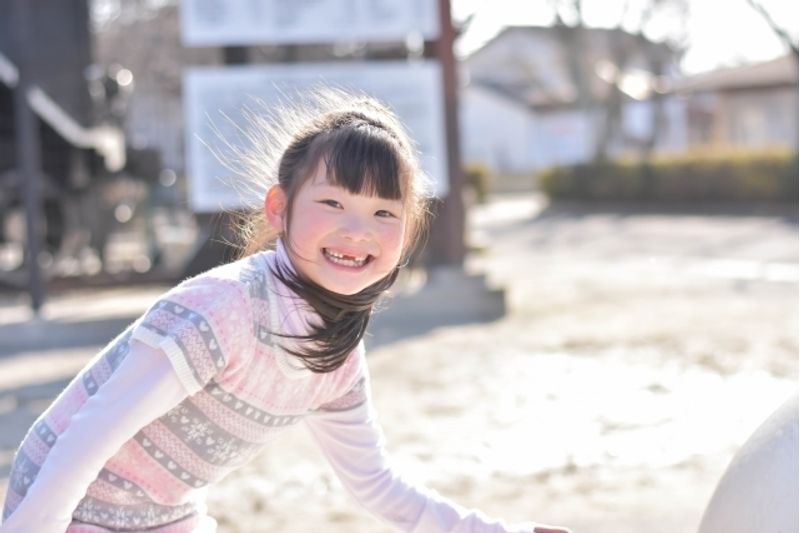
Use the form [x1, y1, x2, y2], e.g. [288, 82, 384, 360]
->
[180, 0, 439, 46]
[183, 60, 447, 212]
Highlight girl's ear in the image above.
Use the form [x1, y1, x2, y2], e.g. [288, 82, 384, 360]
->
[264, 185, 288, 232]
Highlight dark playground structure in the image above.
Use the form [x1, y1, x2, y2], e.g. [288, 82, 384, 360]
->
[1, 0, 467, 314]
[0, 0, 164, 296]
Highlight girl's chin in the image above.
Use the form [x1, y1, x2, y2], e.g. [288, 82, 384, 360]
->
[329, 286, 365, 296]
[316, 274, 380, 296]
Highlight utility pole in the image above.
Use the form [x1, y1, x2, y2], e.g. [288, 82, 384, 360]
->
[426, 0, 466, 267]
[11, 0, 45, 313]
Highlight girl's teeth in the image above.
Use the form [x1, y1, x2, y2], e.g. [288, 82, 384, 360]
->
[325, 249, 368, 267]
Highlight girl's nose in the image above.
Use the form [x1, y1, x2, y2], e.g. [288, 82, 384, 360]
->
[339, 215, 373, 242]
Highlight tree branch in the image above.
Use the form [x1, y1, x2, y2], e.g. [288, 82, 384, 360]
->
[746, 0, 799, 56]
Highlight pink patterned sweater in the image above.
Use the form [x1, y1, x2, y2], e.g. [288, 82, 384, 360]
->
[3, 246, 366, 530]
[2, 244, 536, 533]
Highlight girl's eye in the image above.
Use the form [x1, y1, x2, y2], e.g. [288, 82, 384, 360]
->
[375, 209, 397, 219]
[319, 199, 342, 209]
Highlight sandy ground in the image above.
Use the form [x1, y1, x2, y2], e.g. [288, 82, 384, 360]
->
[0, 194, 797, 532]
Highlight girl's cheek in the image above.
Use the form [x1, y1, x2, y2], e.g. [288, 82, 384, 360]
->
[386, 230, 404, 254]
[382, 225, 405, 248]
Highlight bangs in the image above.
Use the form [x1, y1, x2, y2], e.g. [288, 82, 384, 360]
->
[319, 125, 404, 200]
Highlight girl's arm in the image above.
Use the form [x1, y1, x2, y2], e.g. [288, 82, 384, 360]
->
[303, 377, 546, 533]
[1, 341, 188, 533]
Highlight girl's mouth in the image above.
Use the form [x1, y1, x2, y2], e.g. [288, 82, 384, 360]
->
[323, 248, 372, 268]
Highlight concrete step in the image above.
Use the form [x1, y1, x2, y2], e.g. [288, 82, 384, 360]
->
[369, 267, 505, 348]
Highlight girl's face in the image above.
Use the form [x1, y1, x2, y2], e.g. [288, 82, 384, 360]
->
[266, 162, 407, 295]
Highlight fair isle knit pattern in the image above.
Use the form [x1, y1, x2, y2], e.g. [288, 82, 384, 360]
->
[2, 247, 366, 531]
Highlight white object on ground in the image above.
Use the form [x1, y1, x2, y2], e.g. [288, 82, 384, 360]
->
[697, 393, 798, 533]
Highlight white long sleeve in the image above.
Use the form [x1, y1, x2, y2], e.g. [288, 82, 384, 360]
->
[0, 341, 188, 533]
[303, 390, 537, 532]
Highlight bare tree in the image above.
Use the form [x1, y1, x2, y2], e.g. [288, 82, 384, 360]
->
[549, 0, 593, 125]
[746, 0, 799, 57]
[626, 0, 690, 157]
[544, 0, 689, 161]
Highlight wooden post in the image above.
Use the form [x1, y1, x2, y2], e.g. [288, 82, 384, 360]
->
[11, 0, 45, 313]
[426, 0, 465, 267]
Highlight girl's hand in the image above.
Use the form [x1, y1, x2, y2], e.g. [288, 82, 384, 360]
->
[534, 526, 573, 533]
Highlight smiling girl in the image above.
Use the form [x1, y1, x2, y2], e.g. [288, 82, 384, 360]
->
[1, 90, 571, 533]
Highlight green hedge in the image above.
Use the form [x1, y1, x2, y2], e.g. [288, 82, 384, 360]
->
[463, 163, 493, 203]
[536, 149, 799, 203]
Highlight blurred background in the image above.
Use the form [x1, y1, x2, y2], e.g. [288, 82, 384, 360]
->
[0, 1, 797, 532]
[0, 0, 796, 290]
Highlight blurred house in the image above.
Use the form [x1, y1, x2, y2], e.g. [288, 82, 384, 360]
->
[673, 55, 799, 149]
[460, 26, 799, 188]
[459, 25, 683, 184]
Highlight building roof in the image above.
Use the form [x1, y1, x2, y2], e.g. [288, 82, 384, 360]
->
[462, 25, 678, 109]
[674, 54, 798, 93]
[465, 25, 675, 60]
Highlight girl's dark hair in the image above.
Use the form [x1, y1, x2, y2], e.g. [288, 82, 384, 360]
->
[270, 256, 400, 373]
[238, 90, 430, 373]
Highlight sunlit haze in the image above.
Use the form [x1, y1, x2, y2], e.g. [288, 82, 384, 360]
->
[453, 0, 799, 74]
